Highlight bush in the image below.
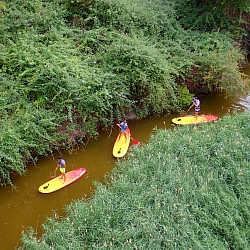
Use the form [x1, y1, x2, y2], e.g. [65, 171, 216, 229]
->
[0, 0, 248, 184]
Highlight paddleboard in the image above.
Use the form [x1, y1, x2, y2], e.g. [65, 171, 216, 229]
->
[172, 114, 219, 125]
[38, 168, 86, 194]
[113, 127, 131, 158]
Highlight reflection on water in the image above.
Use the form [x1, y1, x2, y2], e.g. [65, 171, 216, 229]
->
[0, 86, 249, 249]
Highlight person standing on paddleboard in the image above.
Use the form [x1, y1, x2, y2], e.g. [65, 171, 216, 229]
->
[116, 119, 129, 141]
[187, 97, 200, 120]
[54, 157, 66, 182]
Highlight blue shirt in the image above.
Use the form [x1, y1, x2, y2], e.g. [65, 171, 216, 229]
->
[193, 99, 200, 112]
[193, 99, 200, 107]
[58, 159, 66, 167]
[120, 122, 128, 132]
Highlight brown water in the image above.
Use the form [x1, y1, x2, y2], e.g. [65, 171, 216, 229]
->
[0, 85, 249, 249]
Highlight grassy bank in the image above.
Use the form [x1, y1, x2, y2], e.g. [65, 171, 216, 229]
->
[20, 112, 250, 249]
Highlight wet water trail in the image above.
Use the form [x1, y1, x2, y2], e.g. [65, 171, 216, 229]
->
[0, 81, 249, 249]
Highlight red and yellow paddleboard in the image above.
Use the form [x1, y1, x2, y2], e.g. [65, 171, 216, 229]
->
[172, 114, 219, 125]
[113, 128, 131, 158]
[38, 168, 86, 193]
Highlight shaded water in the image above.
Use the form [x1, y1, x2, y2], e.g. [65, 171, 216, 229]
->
[0, 84, 249, 249]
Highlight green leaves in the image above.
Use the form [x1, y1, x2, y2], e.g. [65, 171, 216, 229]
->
[0, 0, 248, 185]
[0, 104, 61, 186]
[175, 0, 250, 34]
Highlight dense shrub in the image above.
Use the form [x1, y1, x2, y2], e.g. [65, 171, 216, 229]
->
[175, 0, 250, 33]
[0, 0, 249, 184]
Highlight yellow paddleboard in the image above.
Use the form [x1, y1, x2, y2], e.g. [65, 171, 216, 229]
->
[38, 168, 86, 193]
[113, 128, 131, 158]
[172, 114, 219, 125]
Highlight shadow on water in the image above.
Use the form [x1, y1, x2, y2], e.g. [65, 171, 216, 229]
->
[0, 79, 249, 249]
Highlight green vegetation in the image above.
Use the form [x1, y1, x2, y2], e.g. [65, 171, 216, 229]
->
[19, 112, 250, 249]
[175, 0, 250, 33]
[0, 0, 249, 185]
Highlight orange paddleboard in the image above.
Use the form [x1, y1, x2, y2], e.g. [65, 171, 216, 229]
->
[38, 168, 86, 193]
[172, 114, 219, 125]
[113, 128, 131, 158]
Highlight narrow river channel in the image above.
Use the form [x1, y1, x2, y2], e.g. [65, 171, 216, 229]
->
[1, 67, 249, 250]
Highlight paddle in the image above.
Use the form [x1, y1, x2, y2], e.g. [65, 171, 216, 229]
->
[116, 124, 140, 145]
[182, 104, 194, 117]
[50, 172, 56, 180]
[178, 113, 193, 121]
[183, 106, 192, 116]
[131, 137, 139, 145]
[44, 173, 55, 190]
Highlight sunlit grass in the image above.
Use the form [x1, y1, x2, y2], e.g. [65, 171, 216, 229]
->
[20, 112, 250, 249]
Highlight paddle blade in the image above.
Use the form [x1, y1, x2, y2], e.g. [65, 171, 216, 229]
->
[131, 138, 139, 145]
[50, 174, 56, 180]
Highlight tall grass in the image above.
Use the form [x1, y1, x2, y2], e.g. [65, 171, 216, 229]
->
[19, 112, 250, 249]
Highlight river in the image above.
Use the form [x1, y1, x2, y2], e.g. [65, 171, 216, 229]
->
[0, 70, 249, 249]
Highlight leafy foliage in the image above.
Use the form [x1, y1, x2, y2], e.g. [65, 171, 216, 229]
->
[0, 0, 249, 184]
[175, 0, 250, 34]
[94, 33, 180, 116]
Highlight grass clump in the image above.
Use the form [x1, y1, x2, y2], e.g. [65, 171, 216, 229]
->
[19, 112, 250, 249]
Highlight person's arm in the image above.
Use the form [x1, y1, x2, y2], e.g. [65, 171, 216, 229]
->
[116, 122, 122, 128]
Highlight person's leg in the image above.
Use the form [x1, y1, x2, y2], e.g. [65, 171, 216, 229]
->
[195, 111, 199, 120]
[62, 172, 66, 182]
[117, 133, 121, 141]
[59, 168, 66, 180]
[122, 131, 128, 142]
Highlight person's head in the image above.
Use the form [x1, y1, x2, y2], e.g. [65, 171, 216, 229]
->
[193, 97, 197, 101]
[58, 156, 62, 160]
